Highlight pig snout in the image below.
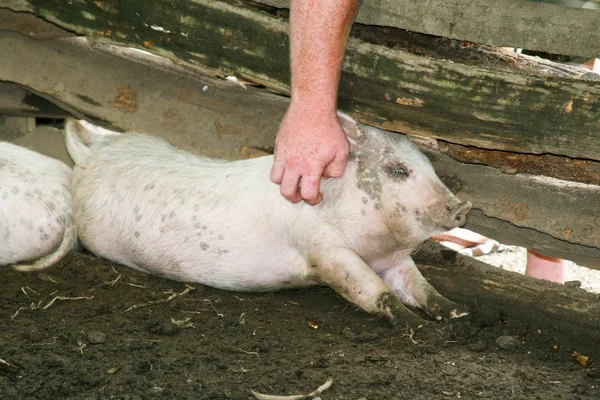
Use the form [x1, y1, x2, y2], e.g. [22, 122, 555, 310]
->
[450, 201, 472, 228]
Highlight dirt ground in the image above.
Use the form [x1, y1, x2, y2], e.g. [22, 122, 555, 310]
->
[1, 249, 598, 400]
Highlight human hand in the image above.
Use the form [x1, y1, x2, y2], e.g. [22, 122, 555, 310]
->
[270, 105, 350, 205]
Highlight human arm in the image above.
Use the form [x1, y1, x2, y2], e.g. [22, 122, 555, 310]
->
[270, 0, 361, 205]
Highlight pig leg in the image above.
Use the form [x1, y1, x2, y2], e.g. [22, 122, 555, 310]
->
[379, 257, 469, 321]
[310, 248, 424, 328]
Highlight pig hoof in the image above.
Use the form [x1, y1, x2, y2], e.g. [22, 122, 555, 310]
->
[424, 298, 469, 321]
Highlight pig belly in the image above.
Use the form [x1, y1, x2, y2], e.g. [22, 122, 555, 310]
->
[72, 179, 315, 290]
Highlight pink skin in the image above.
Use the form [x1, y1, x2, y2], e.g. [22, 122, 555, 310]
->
[525, 249, 568, 284]
[270, 0, 360, 206]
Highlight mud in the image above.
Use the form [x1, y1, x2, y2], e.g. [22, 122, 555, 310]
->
[1, 251, 598, 400]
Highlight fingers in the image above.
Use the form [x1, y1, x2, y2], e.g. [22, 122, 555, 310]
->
[270, 157, 285, 184]
[299, 174, 323, 206]
[279, 170, 302, 203]
[323, 150, 348, 178]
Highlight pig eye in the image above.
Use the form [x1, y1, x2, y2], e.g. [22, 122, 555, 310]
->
[391, 166, 408, 177]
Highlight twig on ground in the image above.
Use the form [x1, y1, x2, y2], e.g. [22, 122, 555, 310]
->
[404, 328, 425, 345]
[250, 377, 333, 400]
[42, 295, 94, 310]
[105, 274, 121, 287]
[123, 284, 195, 313]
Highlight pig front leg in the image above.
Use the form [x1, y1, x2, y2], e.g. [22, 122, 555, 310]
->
[309, 248, 424, 328]
[378, 257, 469, 321]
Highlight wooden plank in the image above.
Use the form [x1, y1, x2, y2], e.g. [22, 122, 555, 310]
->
[2, 1, 599, 163]
[439, 142, 600, 186]
[464, 209, 600, 269]
[260, 0, 600, 58]
[427, 149, 600, 250]
[0, 32, 287, 161]
[0, 32, 598, 269]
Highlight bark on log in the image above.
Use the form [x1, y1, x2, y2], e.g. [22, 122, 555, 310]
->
[0, 32, 598, 269]
[2, 2, 600, 162]
[416, 241, 600, 355]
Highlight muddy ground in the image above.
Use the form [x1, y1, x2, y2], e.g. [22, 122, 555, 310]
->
[1, 248, 598, 400]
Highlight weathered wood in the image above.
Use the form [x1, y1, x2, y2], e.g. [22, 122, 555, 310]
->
[0, 82, 69, 118]
[465, 209, 600, 269]
[3, 1, 599, 163]
[0, 31, 598, 269]
[260, 0, 600, 58]
[439, 141, 600, 186]
[415, 241, 600, 355]
[428, 149, 600, 250]
[0, 32, 286, 161]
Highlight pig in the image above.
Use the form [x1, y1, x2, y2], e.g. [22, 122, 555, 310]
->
[0, 142, 77, 271]
[65, 114, 471, 326]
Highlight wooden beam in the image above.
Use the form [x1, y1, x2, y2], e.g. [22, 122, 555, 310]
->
[259, 0, 600, 58]
[2, 1, 599, 163]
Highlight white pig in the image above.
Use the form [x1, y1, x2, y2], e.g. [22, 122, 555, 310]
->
[0, 142, 77, 271]
[66, 114, 471, 326]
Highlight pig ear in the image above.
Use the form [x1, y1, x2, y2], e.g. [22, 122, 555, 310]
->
[337, 111, 365, 150]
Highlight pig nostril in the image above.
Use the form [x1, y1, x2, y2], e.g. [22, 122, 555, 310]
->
[454, 212, 463, 222]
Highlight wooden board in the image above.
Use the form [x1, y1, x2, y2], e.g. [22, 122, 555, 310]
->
[2, 2, 600, 163]
[261, 0, 600, 58]
[0, 31, 598, 269]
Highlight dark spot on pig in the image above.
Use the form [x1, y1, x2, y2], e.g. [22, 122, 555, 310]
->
[2, 192, 9, 200]
[202, 226, 207, 230]
[354, 147, 387, 202]
[311, 264, 318, 269]
[218, 235, 224, 240]
[361, 209, 367, 216]
[134, 206, 140, 214]
[34, 189, 43, 196]
[194, 222, 202, 229]
[56, 216, 65, 224]
[103, 200, 109, 206]
[53, 189, 60, 196]
[361, 197, 368, 204]
[12, 187, 20, 195]
[24, 191, 32, 198]
[200, 242, 209, 251]
[161, 214, 167, 222]
[144, 183, 155, 191]
[134, 231, 140, 239]
[45, 201, 56, 211]
[374, 203, 382, 210]
[40, 233, 50, 241]
[169, 212, 176, 219]
[192, 215, 197, 221]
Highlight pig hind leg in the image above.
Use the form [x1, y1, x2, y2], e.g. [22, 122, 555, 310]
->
[310, 248, 425, 328]
[379, 257, 469, 321]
